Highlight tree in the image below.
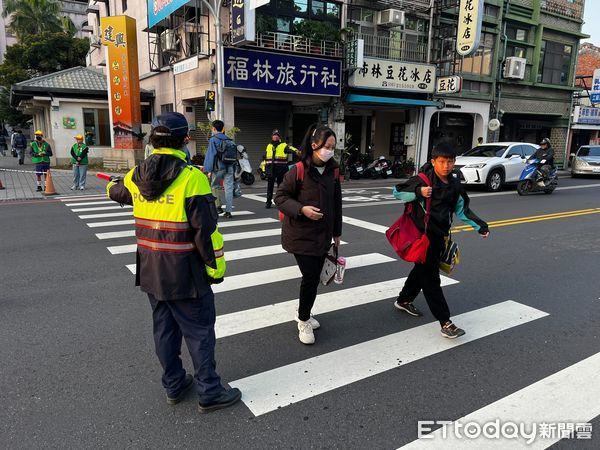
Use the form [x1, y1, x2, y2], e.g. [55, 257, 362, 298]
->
[2, 0, 63, 41]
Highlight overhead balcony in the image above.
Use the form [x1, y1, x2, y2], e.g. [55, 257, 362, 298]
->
[244, 32, 342, 58]
[358, 33, 428, 63]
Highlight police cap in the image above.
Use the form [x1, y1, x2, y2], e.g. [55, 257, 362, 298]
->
[152, 112, 189, 137]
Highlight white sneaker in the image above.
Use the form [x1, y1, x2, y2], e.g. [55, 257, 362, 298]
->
[295, 312, 320, 330]
[79, 186, 85, 190]
[70, 185, 76, 190]
[297, 321, 315, 345]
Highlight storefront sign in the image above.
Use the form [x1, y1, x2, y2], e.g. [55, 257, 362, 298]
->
[148, 0, 188, 28]
[63, 117, 76, 129]
[173, 56, 198, 75]
[591, 69, 600, 104]
[457, 0, 483, 56]
[436, 76, 462, 94]
[348, 57, 436, 93]
[101, 16, 143, 150]
[573, 106, 600, 125]
[224, 48, 341, 96]
[231, 0, 255, 45]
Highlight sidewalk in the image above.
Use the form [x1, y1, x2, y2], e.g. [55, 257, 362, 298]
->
[0, 155, 112, 201]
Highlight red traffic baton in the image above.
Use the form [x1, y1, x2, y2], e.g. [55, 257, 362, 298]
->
[96, 172, 112, 181]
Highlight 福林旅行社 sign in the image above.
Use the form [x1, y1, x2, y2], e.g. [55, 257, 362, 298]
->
[224, 48, 341, 96]
[348, 58, 436, 93]
[457, 0, 483, 56]
[148, 0, 188, 28]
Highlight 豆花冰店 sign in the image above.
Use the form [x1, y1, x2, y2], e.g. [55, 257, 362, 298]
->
[457, 0, 483, 57]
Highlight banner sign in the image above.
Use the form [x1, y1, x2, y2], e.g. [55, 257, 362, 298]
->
[224, 48, 341, 96]
[101, 16, 142, 150]
[591, 68, 600, 104]
[173, 56, 198, 75]
[148, 0, 188, 28]
[348, 57, 436, 93]
[436, 75, 462, 94]
[573, 106, 600, 125]
[231, 0, 256, 45]
[457, 0, 483, 56]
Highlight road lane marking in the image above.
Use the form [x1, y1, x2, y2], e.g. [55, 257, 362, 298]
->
[230, 301, 548, 417]
[215, 277, 458, 339]
[65, 200, 116, 207]
[342, 216, 389, 233]
[79, 211, 133, 219]
[400, 351, 600, 449]
[452, 208, 600, 229]
[58, 194, 107, 201]
[110, 244, 137, 255]
[88, 220, 134, 228]
[95, 230, 135, 239]
[72, 205, 132, 212]
[87, 215, 273, 229]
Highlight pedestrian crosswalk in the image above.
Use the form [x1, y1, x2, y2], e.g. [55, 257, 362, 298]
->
[59, 194, 597, 447]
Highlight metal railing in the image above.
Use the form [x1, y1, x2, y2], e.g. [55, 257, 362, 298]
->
[246, 32, 342, 58]
[540, 0, 584, 19]
[358, 33, 428, 63]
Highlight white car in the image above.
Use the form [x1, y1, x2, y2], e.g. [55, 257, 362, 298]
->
[455, 142, 538, 191]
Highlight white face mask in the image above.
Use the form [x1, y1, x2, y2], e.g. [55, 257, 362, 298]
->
[316, 148, 334, 163]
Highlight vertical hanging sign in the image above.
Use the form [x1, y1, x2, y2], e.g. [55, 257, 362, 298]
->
[456, 0, 483, 57]
[231, 0, 256, 45]
[100, 15, 143, 150]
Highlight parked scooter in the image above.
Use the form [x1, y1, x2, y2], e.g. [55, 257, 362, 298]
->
[517, 158, 558, 195]
[235, 144, 255, 185]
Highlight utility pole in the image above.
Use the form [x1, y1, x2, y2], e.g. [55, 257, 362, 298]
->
[200, 0, 226, 120]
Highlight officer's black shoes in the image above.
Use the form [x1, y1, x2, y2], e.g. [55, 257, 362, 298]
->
[166, 374, 194, 405]
[197, 388, 242, 414]
[36, 186, 43, 192]
[223, 212, 232, 219]
[265, 201, 272, 209]
[217, 206, 224, 214]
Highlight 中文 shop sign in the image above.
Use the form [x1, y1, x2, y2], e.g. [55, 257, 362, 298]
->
[574, 106, 600, 125]
[457, 0, 483, 57]
[348, 58, 436, 93]
[224, 48, 341, 96]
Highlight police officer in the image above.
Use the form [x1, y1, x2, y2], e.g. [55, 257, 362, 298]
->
[264, 129, 297, 208]
[107, 112, 241, 413]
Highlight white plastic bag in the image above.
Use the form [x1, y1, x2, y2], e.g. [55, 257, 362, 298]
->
[320, 244, 338, 286]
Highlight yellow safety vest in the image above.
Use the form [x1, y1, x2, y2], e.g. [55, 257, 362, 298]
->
[107, 148, 225, 281]
[265, 142, 291, 165]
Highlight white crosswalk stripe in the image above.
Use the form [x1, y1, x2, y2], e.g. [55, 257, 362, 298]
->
[230, 301, 549, 416]
[72, 205, 133, 212]
[65, 200, 117, 207]
[79, 211, 134, 219]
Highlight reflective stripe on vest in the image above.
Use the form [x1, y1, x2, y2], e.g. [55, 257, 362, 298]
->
[266, 143, 289, 164]
[135, 217, 191, 231]
[136, 237, 195, 252]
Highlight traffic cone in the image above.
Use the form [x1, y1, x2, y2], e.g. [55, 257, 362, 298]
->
[43, 169, 57, 195]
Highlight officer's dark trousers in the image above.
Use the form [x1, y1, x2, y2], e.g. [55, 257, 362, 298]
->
[266, 165, 288, 205]
[148, 291, 224, 402]
[294, 254, 326, 321]
[397, 234, 451, 325]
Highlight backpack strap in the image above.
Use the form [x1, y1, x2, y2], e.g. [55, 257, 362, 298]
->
[416, 172, 432, 231]
[295, 161, 304, 182]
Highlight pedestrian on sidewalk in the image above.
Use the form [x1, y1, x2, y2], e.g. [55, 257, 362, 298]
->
[13, 130, 27, 165]
[392, 143, 490, 339]
[0, 133, 7, 156]
[265, 129, 297, 209]
[29, 130, 52, 192]
[204, 120, 235, 218]
[70, 134, 89, 190]
[107, 112, 241, 413]
[275, 124, 342, 345]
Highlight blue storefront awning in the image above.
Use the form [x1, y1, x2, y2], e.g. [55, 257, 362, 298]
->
[346, 94, 443, 108]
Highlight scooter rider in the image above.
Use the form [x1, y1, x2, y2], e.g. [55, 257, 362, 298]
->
[532, 138, 554, 183]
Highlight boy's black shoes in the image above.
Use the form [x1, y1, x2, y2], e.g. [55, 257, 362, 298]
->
[198, 388, 242, 414]
[166, 374, 194, 405]
[223, 212, 232, 219]
[441, 322, 465, 339]
[394, 300, 423, 317]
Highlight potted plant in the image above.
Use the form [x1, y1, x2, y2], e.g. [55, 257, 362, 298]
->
[256, 14, 277, 48]
[294, 20, 341, 54]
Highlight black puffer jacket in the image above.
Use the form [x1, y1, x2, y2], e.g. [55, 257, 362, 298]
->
[274, 159, 342, 256]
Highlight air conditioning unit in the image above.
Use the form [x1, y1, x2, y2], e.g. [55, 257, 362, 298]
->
[503, 57, 526, 80]
[161, 30, 179, 54]
[377, 9, 405, 28]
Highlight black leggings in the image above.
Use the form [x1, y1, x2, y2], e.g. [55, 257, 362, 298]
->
[294, 253, 326, 321]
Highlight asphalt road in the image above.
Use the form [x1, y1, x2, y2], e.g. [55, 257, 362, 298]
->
[1, 176, 599, 449]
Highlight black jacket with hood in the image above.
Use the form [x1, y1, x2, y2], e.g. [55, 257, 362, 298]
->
[108, 148, 221, 300]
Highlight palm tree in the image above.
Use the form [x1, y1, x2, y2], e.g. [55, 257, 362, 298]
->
[60, 15, 78, 37]
[2, 0, 63, 41]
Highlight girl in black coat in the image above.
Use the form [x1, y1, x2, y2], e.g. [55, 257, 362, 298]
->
[274, 125, 343, 345]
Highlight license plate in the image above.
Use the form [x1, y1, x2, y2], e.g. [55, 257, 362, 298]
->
[356, 167, 363, 172]
[375, 167, 381, 172]
[386, 170, 392, 175]
[593, 168, 600, 173]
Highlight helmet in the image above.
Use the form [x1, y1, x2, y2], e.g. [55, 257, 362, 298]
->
[539, 138, 551, 146]
[272, 129, 281, 137]
[151, 112, 189, 137]
[75, 134, 84, 140]
[34, 130, 43, 136]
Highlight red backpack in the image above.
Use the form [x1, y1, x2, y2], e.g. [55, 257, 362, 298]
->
[385, 173, 431, 263]
[278, 162, 340, 221]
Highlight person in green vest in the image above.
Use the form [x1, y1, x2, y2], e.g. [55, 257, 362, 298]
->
[30, 130, 53, 192]
[70, 134, 89, 190]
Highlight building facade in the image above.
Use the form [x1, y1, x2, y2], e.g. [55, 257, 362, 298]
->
[80, 0, 586, 169]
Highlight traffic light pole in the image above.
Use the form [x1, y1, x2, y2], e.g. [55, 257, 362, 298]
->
[201, 0, 226, 120]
